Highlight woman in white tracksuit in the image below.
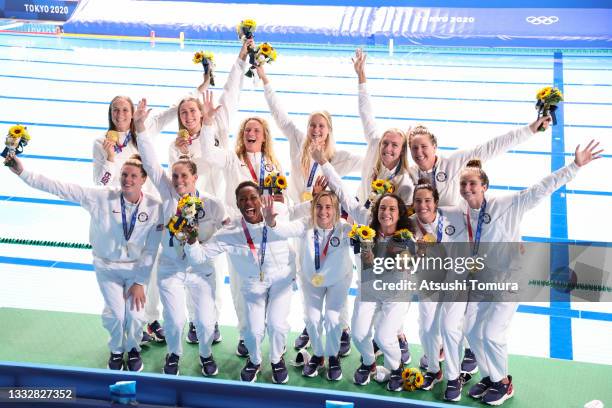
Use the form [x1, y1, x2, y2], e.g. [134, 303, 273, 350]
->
[270, 191, 353, 381]
[457, 141, 602, 406]
[199, 110, 285, 355]
[183, 181, 297, 385]
[256, 65, 364, 203]
[353, 48, 415, 365]
[257, 63, 363, 353]
[168, 42, 251, 346]
[134, 99, 226, 377]
[9, 154, 162, 372]
[353, 48, 414, 206]
[93, 80, 209, 342]
[313, 146, 409, 392]
[407, 179, 466, 400]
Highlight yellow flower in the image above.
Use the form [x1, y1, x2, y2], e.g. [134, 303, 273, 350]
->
[401, 367, 412, 380]
[348, 224, 358, 238]
[8, 125, 29, 140]
[202, 51, 214, 62]
[259, 42, 272, 56]
[167, 216, 186, 235]
[385, 181, 395, 194]
[264, 175, 272, 187]
[357, 226, 375, 241]
[394, 228, 414, 241]
[275, 175, 287, 189]
[192, 51, 204, 64]
[242, 19, 257, 28]
[415, 372, 424, 388]
[372, 179, 385, 190]
[270, 49, 278, 61]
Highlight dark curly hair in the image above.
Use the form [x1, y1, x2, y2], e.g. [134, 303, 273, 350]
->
[369, 193, 413, 241]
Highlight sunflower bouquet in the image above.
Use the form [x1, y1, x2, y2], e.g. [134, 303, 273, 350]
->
[246, 42, 277, 78]
[366, 179, 394, 208]
[2, 125, 31, 166]
[237, 19, 257, 68]
[348, 223, 376, 254]
[535, 86, 563, 131]
[192, 50, 215, 86]
[167, 194, 204, 245]
[401, 367, 424, 391]
[394, 228, 415, 242]
[263, 171, 288, 195]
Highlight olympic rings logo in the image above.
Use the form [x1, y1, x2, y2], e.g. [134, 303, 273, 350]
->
[526, 16, 559, 25]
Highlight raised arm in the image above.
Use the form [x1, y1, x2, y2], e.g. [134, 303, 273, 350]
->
[133, 98, 175, 200]
[258, 65, 306, 150]
[353, 49, 379, 144]
[199, 90, 234, 169]
[517, 140, 603, 214]
[311, 146, 369, 224]
[11, 156, 98, 209]
[446, 116, 552, 176]
[214, 40, 252, 148]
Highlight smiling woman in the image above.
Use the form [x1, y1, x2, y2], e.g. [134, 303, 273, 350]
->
[5, 153, 163, 373]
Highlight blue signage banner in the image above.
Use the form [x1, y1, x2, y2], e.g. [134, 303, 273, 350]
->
[1, 0, 80, 22]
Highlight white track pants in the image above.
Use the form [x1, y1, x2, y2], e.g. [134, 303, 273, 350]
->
[351, 297, 408, 370]
[96, 268, 146, 354]
[302, 275, 351, 358]
[242, 274, 293, 365]
[419, 300, 442, 373]
[158, 268, 216, 358]
[464, 301, 518, 383]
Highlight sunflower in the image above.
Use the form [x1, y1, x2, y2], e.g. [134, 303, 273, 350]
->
[401, 367, 412, 380]
[202, 51, 214, 62]
[270, 49, 278, 62]
[167, 216, 186, 235]
[348, 223, 358, 238]
[242, 19, 257, 29]
[372, 179, 385, 191]
[259, 43, 272, 56]
[414, 372, 424, 388]
[357, 226, 375, 241]
[275, 175, 287, 189]
[394, 228, 414, 241]
[8, 125, 29, 140]
[385, 182, 395, 194]
[192, 51, 204, 64]
[536, 86, 551, 100]
[264, 175, 272, 187]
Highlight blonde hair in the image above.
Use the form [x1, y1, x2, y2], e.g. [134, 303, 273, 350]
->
[461, 159, 489, 187]
[122, 154, 147, 178]
[310, 191, 340, 229]
[371, 128, 410, 183]
[177, 97, 204, 131]
[300, 111, 336, 178]
[235, 117, 281, 170]
[408, 125, 437, 148]
[108, 96, 137, 146]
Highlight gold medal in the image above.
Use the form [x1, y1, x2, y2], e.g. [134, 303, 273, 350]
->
[311, 274, 324, 287]
[105, 130, 119, 143]
[422, 233, 436, 243]
[301, 191, 313, 202]
[178, 129, 190, 139]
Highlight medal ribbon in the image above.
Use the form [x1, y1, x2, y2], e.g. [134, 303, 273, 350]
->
[120, 193, 141, 242]
[314, 227, 335, 271]
[245, 154, 266, 187]
[466, 200, 487, 256]
[306, 162, 318, 191]
[114, 132, 132, 153]
[241, 219, 268, 280]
